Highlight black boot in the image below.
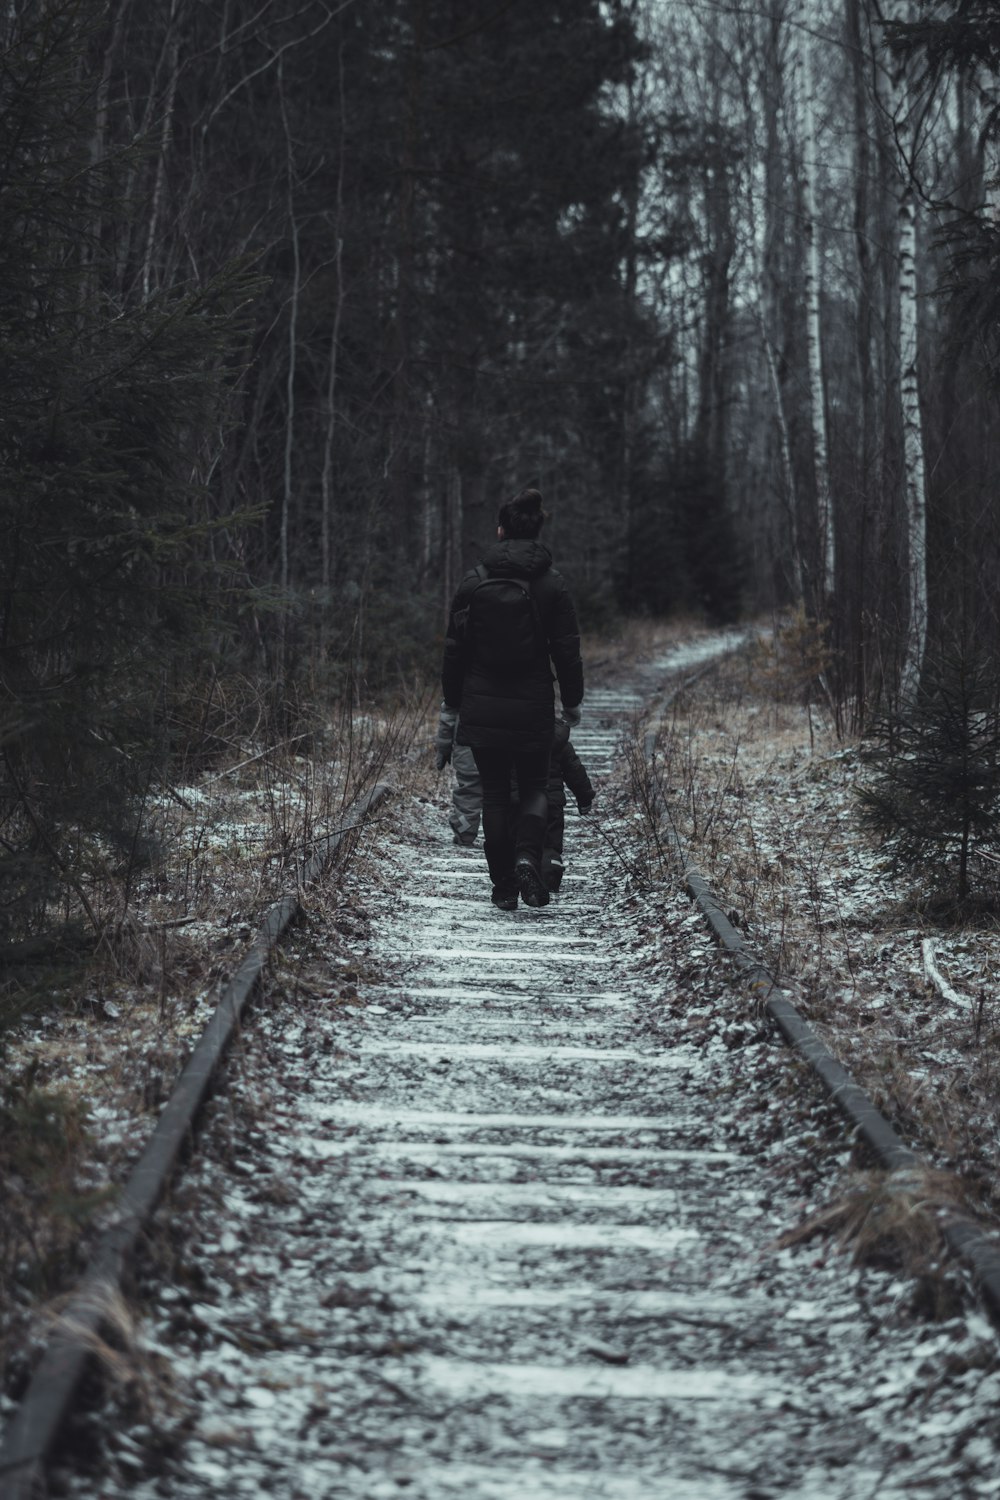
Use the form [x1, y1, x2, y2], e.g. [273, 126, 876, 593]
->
[491, 883, 518, 911]
[515, 856, 549, 908]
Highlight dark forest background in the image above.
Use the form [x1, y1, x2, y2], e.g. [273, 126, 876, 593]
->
[3, 0, 1000, 947]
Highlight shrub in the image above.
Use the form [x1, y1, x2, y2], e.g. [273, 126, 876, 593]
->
[858, 645, 1000, 903]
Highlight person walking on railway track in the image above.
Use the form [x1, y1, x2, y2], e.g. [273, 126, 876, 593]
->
[540, 715, 594, 892]
[434, 707, 482, 846]
[440, 486, 584, 910]
[435, 707, 595, 892]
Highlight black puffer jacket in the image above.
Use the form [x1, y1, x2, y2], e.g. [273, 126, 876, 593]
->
[441, 539, 583, 750]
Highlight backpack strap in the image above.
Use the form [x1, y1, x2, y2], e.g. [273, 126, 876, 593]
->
[452, 564, 488, 641]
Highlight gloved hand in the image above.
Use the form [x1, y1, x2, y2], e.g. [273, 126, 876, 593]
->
[435, 704, 458, 770]
[562, 703, 582, 727]
[578, 799, 593, 816]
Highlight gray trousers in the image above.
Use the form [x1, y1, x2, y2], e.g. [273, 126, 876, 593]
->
[449, 743, 482, 843]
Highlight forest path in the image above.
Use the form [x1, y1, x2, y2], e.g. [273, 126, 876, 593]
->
[56, 650, 1000, 1500]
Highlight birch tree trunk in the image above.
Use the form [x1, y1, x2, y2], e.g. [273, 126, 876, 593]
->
[762, 330, 803, 602]
[797, 10, 835, 605]
[887, 1, 929, 705]
[736, 2, 804, 604]
[896, 169, 928, 704]
[847, 0, 877, 487]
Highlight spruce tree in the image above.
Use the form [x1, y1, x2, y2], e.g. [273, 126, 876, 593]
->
[0, 2, 256, 953]
[857, 644, 1000, 904]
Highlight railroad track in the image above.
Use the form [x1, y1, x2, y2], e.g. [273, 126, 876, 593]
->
[7, 643, 1000, 1498]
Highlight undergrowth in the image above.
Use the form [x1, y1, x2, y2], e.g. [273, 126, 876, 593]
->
[0, 665, 432, 1402]
[626, 617, 1000, 1310]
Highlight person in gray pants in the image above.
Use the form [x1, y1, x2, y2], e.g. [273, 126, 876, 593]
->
[437, 707, 594, 890]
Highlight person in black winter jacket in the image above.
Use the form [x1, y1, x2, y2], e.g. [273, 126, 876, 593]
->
[440, 487, 584, 909]
[435, 710, 594, 892]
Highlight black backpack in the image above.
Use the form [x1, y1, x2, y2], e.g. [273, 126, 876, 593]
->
[456, 564, 546, 668]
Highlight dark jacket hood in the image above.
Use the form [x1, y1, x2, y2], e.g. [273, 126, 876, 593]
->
[481, 538, 553, 581]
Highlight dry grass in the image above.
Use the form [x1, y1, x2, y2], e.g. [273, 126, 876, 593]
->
[47, 1282, 179, 1426]
[651, 619, 1000, 1235]
[0, 679, 432, 1399]
[772, 1164, 982, 1320]
[773, 1163, 969, 1271]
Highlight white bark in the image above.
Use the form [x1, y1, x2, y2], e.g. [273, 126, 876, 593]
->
[762, 330, 803, 602]
[735, 5, 804, 606]
[797, 15, 835, 602]
[887, 1, 928, 705]
[897, 178, 927, 704]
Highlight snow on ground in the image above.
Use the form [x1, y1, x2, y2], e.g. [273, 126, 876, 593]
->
[0, 715, 394, 1412]
[650, 638, 1000, 1221]
[36, 640, 1000, 1500]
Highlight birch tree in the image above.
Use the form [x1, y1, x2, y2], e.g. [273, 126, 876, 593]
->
[796, 3, 836, 605]
[846, 0, 880, 497]
[732, 1, 804, 604]
[883, 0, 929, 704]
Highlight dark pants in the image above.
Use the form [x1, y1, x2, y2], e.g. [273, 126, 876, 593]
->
[472, 744, 551, 888]
[541, 802, 566, 885]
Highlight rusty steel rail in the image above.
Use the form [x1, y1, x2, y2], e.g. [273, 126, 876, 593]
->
[0, 782, 392, 1500]
[641, 725, 1000, 1325]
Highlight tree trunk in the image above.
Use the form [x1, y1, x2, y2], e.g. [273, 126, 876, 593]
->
[798, 18, 835, 606]
[887, 1, 928, 705]
[762, 329, 803, 602]
[278, 51, 299, 682]
[320, 44, 347, 598]
[847, 0, 876, 484]
[897, 172, 928, 704]
[739, 4, 803, 604]
[141, 1, 181, 301]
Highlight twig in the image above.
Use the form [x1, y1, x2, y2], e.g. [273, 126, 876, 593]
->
[921, 938, 966, 1006]
[161, 784, 195, 811]
[201, 735, 309, 783]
